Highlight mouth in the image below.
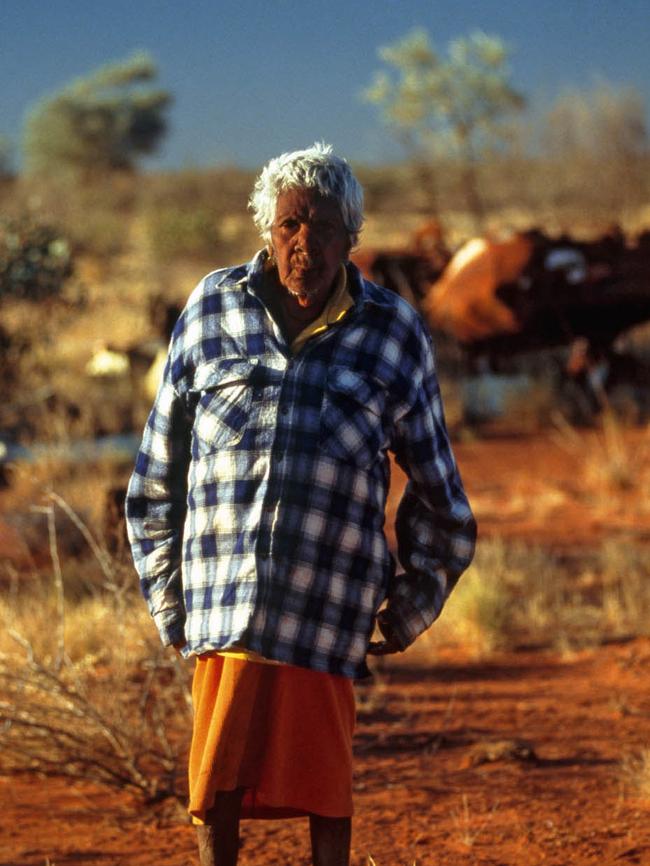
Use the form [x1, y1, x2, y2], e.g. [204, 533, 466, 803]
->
[291, 254, 320, 273]
[283, 255, 327, 306]
[287, 283, 320, 304]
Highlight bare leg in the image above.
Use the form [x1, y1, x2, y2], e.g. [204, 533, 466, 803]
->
[196, 789, 245, 866]
[309, 814, 351, 866]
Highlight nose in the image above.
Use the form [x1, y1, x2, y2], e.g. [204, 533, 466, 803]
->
[296, 221, 319, 254]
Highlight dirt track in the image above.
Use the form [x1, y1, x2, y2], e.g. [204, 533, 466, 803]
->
[2, 638, 650, 865]
[2, 431, 650, 865]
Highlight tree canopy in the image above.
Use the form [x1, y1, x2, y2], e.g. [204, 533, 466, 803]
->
[23, 52, 172, 179]
[363, 29, 525, 221]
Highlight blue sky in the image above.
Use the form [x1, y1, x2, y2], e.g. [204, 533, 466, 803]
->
[2, 0, 649, 170]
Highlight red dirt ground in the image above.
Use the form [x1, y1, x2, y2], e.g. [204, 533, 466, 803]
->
[2, 430, 650, 866]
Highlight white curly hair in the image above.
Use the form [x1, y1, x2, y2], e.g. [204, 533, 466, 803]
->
[249, 142, 364, 248]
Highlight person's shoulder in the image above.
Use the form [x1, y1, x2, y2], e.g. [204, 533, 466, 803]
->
[348, 260, 418, 317]
[186, 261, 250, 307]
[365, 278, 415, 312]
[358, 275, 429, 335]
[168, 260, 252, 363]
[354, 274, 436, 375]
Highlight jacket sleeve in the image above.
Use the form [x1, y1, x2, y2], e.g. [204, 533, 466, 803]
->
[125, 352, 192, 647]
[383, 322, 477, 650]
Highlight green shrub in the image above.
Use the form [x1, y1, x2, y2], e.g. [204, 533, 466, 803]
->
[0, 216, 72, 301]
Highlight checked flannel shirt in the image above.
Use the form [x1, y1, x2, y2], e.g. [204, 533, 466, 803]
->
[126, 250, 476, 679]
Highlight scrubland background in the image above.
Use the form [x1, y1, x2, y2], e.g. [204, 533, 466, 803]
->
[2, 45, 650, 866]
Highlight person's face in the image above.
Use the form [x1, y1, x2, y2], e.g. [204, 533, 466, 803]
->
[270, 187, 351, 308]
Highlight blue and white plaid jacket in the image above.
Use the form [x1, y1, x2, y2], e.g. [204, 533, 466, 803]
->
[126, 250, 476, 678]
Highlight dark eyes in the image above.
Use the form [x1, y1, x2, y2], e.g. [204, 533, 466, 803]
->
[277, 218, 335, 234]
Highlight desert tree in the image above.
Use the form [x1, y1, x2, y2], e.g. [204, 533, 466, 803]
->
[363, 29, 525, 226]
[542, 81, 648, 222]
[23, 52, 171, 180]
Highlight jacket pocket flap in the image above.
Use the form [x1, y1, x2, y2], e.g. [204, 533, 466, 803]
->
[328, 367, 385, 416]
[194, 359, 256, 391]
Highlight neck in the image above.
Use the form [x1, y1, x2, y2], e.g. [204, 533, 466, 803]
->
[272, 292, 324, 344]
[280, 292, 327, 323]
[260, 261, 344, 343]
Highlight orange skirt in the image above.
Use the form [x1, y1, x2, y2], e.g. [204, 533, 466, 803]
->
[188, 654, 356, 823]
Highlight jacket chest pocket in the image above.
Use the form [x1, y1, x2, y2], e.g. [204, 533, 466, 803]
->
[192, 360, 255, 454]
[319, 367, 388, 467]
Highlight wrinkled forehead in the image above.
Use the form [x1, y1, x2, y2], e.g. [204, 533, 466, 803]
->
[273, 186, 344, 222]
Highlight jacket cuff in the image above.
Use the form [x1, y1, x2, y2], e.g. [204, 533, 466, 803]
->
[152, 609, 186, 647]
[381, 596, 431, 650]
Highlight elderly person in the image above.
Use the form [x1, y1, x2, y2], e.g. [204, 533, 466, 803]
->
[126, 143, 476, 866]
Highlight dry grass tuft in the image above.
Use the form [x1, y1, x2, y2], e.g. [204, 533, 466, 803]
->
[424, 538, 563, 654]
[0, 638, 189, 806]
[0, 493, 192, 813]
[621, 749, 650, 800]
[552, 411, 650, 500]
[450, 794, 499, 849]
[410, 534, 650, 659]
[581, 413, 641, 492]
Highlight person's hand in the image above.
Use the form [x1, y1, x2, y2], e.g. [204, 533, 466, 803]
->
[367, 610, 403, 656]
